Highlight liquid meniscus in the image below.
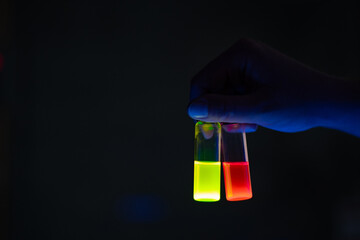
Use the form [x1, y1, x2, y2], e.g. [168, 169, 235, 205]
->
[223, 162, 252, 201]
[193, 161, 221, 202]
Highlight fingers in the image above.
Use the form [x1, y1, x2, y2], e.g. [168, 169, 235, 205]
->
[187, 93, 261, 132]
[188, 39, 265, 133]
[189, 39, 258, 102]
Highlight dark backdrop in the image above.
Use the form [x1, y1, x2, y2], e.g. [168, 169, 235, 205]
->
[1, 0, 360, 239]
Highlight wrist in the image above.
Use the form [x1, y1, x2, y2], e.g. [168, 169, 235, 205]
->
[317, 76, 360, 136]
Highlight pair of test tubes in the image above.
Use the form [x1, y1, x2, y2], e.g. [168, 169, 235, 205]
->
[193, 121, 252, 202]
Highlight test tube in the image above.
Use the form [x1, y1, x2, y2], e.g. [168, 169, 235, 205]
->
[193, 121, 221, 202]
[222, 123, 252, 201]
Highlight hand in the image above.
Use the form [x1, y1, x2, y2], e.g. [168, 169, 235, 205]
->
[188, 39, 360, 136]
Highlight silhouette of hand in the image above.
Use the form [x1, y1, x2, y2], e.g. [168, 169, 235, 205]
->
[188, 39, 360, 136]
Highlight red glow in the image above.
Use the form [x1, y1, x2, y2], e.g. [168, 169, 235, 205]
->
[223, 162, 252, 201]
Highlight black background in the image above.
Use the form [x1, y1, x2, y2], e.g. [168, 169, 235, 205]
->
[1, 0, 360, 239]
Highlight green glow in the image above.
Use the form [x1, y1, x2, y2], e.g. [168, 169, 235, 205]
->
[193, 161, 221, 202]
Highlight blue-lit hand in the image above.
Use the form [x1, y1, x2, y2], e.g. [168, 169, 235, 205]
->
[188, 39, 360, 136]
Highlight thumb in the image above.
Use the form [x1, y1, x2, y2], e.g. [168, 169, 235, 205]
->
[187, 94, 260, 132]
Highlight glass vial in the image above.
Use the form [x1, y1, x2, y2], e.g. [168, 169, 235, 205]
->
[193, 121, 221, 202]
[222, 124, 252, 201]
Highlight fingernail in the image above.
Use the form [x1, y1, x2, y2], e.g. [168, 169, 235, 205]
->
[188, 100, 208, 119]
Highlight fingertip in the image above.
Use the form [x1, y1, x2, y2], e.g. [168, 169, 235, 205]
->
[187, 99, 208, 119]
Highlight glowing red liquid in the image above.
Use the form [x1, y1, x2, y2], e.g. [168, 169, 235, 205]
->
[223, 162, 252, 201]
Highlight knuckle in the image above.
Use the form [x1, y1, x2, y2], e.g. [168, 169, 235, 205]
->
[235, 38, 258, 51]
[229, 38, 261, 66]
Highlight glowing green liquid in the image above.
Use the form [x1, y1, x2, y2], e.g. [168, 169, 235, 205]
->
[193, 161, 221, 202]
